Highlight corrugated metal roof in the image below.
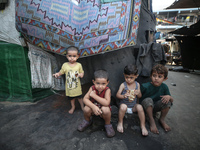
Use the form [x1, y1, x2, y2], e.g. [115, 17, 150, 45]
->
[169, 20, 200, 36]
[166, 0, 200, 9]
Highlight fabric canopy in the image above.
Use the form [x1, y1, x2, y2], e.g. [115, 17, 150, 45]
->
[15, 0, 141, 57]
[169, 21, 200, 36]
[166, 0, 200, 9]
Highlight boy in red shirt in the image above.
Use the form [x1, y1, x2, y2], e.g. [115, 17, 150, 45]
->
[78, 70, 115, 138]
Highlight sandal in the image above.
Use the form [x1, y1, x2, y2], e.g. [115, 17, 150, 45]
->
[105, 124, 115, 138]
[77, 119, 92, 132]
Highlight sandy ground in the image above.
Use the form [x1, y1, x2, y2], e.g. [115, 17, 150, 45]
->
[0, 66, 200, 150]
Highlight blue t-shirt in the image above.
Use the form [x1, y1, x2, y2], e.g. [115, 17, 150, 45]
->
[120, 81, 138, 108]
[140, 82, 171, 103]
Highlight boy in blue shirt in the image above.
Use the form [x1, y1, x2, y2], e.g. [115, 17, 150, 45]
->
[116, 64, 148, 136]
[140, 64, 173, 134]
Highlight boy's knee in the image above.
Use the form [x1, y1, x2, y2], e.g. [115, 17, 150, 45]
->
[154, 100, 172, 112]
[136, 104, 144, 112]
[141, 98, 154, 110]
[120, 104, 127, 111]
[101, 106, 111, 115]
[162, 101, 172, 110]
[84, 106, 92, 113]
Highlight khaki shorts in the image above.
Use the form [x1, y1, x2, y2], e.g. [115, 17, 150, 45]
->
[141, 98, 172, 112]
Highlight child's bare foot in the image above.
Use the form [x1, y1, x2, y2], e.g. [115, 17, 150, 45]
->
[141, 126, 148, 136]
[159, 119, 171, 132]
[117, 122, 124, 133]
[150, 119, 159, 134]
[68, 107, 75, 114]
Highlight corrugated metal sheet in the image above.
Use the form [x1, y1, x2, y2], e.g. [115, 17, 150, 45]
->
[169, 20, 200, 36]
[166, 0, 200, 9]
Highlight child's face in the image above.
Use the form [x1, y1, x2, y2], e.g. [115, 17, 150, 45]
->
[151, 71, 167, 87]
[124, 74, 138, 85]
[66, 50, 79, 64]
[93, 78, 109, 93]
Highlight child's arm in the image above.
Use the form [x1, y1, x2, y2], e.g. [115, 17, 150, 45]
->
[83, 87, 103, 116]
[116, 83, 128, 99]
[90, 88, 111, 106]
[53, 72, 63, 78]
[135, 83, 142, 99]
[78, 64, 84, 78]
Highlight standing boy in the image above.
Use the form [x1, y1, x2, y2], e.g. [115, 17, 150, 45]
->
[78, 70, 115, 138]
[53, 46, 84, 114]
[140, 64, 173, 134]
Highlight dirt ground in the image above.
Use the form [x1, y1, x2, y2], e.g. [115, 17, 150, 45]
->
[0, 66, 200, 150]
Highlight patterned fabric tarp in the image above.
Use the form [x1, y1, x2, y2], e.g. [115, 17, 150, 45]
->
[16, 0, 141, 57]
[28, 43, 65, 90]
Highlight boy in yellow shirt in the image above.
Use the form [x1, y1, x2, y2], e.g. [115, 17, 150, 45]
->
[53, 46, 84, 114]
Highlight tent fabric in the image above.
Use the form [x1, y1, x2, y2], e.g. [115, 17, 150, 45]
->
[175, 36, 200, 70]
[0, 41, 31, 101]
[166, 0, 200, 9]
[0, 0, 22, 45]
[101, 0, 127, 3]
[0, 41, 56, 102]
[0, 0, 8, 2]
[136, 42, 166, 77]
[15, 0, 141, 57]
[169, 21, 200, 36]
[136, 2, 156, 46]
[28, 43, 65, 90]
[0, 0, 8, 10]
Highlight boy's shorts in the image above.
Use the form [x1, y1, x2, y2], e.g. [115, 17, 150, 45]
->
[67, 95, 82, 101]
[141, 98, 172, 112]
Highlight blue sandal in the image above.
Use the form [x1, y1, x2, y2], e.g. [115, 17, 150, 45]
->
[105, 124, 115, 137]
[78, 119, 92, 132]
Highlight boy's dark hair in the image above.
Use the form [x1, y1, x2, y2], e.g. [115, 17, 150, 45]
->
[151, 64, 168, 79]
[124, 64, 138, 75]
[66, 46, 79, 54]
[93, 69, 109, 81]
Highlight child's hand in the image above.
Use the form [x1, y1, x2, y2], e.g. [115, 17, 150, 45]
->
[124, 91, 130, 98]
[126, 93, 130, 98]
[134, 89, 140, 96]
[53, 73, 59, 78]
[161, 95, 171, 104]
[92, 106, 102, 116]
[78, 73, 84, 78]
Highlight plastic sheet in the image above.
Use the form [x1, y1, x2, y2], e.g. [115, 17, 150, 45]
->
[0, 41, 55, 102]
[28, 43, 65, 90]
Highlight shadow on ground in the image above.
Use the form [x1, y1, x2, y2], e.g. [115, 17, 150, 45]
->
[0, 91, 171, 150]
[1, 69, 200, 150]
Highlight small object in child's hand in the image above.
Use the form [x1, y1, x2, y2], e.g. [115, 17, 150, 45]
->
[127, 90, 135, 102]
[75, 73, 79, 77]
